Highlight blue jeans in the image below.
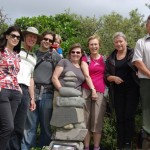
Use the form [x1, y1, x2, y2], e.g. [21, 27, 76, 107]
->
[21, 92, 53, 150]
[0, 89, 21, 150]
[7, 84, 30, 150]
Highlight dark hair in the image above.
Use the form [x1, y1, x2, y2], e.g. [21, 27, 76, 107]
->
[68, 43, 84, 56]
[0, 26, 23, 53]
[41, 31, 55, 44]
[146, 15, 150, 24]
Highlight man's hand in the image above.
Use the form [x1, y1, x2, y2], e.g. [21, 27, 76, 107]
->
[29, 99, 36, 111]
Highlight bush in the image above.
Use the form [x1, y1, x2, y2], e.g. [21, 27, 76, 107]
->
[101, 114, 117, 150]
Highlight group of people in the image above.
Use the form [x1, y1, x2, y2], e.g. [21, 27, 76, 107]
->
[0, 26, 62, 150]
[0, 14, 150, 150]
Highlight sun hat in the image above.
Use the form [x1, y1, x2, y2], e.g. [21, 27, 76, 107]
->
[22, 27, 42, 44]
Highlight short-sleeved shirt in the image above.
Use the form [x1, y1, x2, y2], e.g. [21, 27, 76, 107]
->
[57, 59, 85, 91]
[17, 49, 36, 86]
[57, 47, 63, 55]
[81, 55, 105, 93]
[0, 48, 20, 91]
[132, 34, 150, 78]
[33, 50, 61, 85]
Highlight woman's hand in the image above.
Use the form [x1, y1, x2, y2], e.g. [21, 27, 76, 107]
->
[91, 89, 98, 101]
[114, 76, 124, 84]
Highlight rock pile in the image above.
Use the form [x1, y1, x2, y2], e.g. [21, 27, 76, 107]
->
[49, 71, 87, 150]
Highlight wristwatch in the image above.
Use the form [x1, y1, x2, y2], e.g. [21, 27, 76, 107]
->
[90, 88, 95, 91]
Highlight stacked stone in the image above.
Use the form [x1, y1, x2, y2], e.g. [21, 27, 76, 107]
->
[49, 71, 87, 150]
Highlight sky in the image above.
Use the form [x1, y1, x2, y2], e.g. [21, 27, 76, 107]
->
[1, 0, 150, 24]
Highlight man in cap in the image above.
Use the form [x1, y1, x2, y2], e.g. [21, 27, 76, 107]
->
[7, 27, 41, 150]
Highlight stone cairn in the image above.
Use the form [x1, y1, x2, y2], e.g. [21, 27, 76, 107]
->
[49, 71, 87, 150]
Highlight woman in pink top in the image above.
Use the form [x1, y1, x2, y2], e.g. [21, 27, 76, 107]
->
[81, 35, 106, 150]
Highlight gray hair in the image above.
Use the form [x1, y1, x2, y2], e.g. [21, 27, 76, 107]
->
[113, 32, 127, 42]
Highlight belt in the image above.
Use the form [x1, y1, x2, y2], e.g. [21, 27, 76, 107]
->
[19, 84, 28, 89]
[35, 87, 53, 94]
[35, 84, 52, 89]
[35, 84, 53, 94]
[35, 85, 53, 100]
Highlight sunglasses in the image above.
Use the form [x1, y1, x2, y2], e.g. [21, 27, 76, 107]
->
[71, 51, 81, 54]
[9, 34, 20, 40]
[43, 37, 53, 43]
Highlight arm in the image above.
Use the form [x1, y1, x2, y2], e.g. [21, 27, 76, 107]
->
[107, 75, 124, 84]
[105, 57, 124, 85]
[52, 66, 64, 91]
[28, 78, 36, 111]
[132, 39, 150, 77]
[133, 60, 150, 78]
[81, 61, 98, 100]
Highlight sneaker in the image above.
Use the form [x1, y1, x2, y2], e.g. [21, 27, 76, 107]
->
[124, 142, 131, 150]
[84, 147, 89, 150]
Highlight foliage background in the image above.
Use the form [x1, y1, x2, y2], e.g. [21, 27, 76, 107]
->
[10, 9, 147, 57]
[0, 6, 148, 149]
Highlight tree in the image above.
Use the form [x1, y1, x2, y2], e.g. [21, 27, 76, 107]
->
[97, 9, 145, 56]
[145, 1, 150, 9]
[0, 8, 9, 35]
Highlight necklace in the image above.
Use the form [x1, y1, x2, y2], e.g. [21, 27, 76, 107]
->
[92, 57, 101, 66]
[70, 60, 80, 68]
[72, 63, 80, 68]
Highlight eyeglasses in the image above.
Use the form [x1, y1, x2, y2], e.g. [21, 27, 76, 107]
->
[9, 34, 20, 40]
[71, 51, 81, 54]
[43, 37, 53, 43]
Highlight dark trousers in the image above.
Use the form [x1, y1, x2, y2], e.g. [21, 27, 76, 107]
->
[0, 89, 21, 150]
[140, 79, 150, 149]
[7, 84, 30, 150]
[140, 79, 150, 134]
[114, 82, 139, 149]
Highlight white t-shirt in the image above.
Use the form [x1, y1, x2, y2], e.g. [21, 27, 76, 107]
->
[132, 34, 150, 78]
[17, 50, 36, 86]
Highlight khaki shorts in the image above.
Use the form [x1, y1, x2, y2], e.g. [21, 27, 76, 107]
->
[82, 88, 106, 133]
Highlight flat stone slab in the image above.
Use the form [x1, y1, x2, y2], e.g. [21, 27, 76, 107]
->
[65, 71, 77, 77]
[49, 141, 84, 150]
[64, 81, 76, 88]
[56, 96, 85, 107]
[63, 77, 77, 82]
[53, 128, 88, 141]
[59, 87, 82, 97]
[50, 107, 84, 127]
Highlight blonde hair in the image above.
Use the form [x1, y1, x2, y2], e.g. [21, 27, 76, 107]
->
[87, 34, 101, 46]
[55, 34, 62, 44]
